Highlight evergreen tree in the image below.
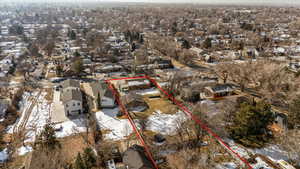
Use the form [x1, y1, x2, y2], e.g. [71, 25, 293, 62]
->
[71, 58, 84, 76]
[68, 29, 77, 40]
[36, 124, 60, 150]
[82, 147, 96, 168]
[9, 24, 24, 35]
[139, 34, 144, 44]
[97, 93, 101, 110]
[75, 153, 86, 169]
[228, 101, 274, 147]
[131, 43, 136, 52]
[182, 39, 191, 49]
[203, 38, 212, 49]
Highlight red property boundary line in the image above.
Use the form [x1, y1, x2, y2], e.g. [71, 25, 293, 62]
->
[105, 76, 159, 169]
[106, 75, 253, 169]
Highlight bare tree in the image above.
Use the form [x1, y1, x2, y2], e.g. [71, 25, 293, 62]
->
[278, 130, 300, 166]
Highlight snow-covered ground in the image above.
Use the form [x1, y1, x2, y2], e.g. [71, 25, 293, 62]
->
[17, 146, 32, 156]
[215, 162, 237, 169]
[53, 117, 87, 138]
[94, 107, 188, 140]
[146, 110, 187, 135]
[222, 139, 293, 169]
[251, 145, 290, 161]
[6, 92, 33, 133]
[95, 108, 137, 140]
[7, 92, 51, 143]
[0, 148, 8, 162]
[252, 157, 273, 169]
[226, 139, 251, 159]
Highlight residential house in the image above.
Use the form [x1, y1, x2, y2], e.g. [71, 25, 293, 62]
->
[60, 79, 83, 117]
[202, 84, 235, 99]
[123, 145, 153, 169]
[121, 92, 149, 112]
[83, 82, 115, 110]
[119, 79, 151, 92]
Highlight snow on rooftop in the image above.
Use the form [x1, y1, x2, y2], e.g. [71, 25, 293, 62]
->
[135, 88, 160, 96]
[95, 108, 138, 141]
[17, 146, 32, 156]
[146, 111, 187, 135]
[127, 80, 150, 87]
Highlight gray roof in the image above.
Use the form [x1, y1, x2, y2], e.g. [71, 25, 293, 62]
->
[61, 79, 80, 89]
[61, 89, 82, 102]
[89, 81, 114, 99]
[89, 82, 102, 97]
[123, 145, 153, 169]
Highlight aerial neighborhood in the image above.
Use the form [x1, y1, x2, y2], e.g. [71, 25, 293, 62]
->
[0, 1, 300, 169]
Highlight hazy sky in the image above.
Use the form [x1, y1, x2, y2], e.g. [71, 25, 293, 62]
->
[1, 0, 300, 5]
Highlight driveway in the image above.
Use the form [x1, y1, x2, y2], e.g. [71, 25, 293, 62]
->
[51, 90, 68, 123]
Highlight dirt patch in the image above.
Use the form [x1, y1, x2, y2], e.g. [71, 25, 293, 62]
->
[20, 133, 93, 169]
[58, 133, 94, 163]
[4, 154, 27, 169]
[130, 97, 178, 119]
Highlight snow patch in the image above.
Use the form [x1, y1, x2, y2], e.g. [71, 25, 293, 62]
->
[146, 111, 187, 135]
[252, 157, 273, 169]
[0, 148, 9, 163]
[95, 108, 136, 140]
[215, 162, 237, 169]
[54, 118, 87, 138]
[17, 146, 32, 156]
[252, 145, 290, 161]
[7, 92, 51, 143]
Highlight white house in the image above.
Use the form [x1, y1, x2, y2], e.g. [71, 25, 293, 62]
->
[60, 79, 83, 117]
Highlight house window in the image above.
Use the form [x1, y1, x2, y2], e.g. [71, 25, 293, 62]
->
[77, 103, 80, 106]
[73, 103, 75, 106]
[66, 104, 68, 107]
